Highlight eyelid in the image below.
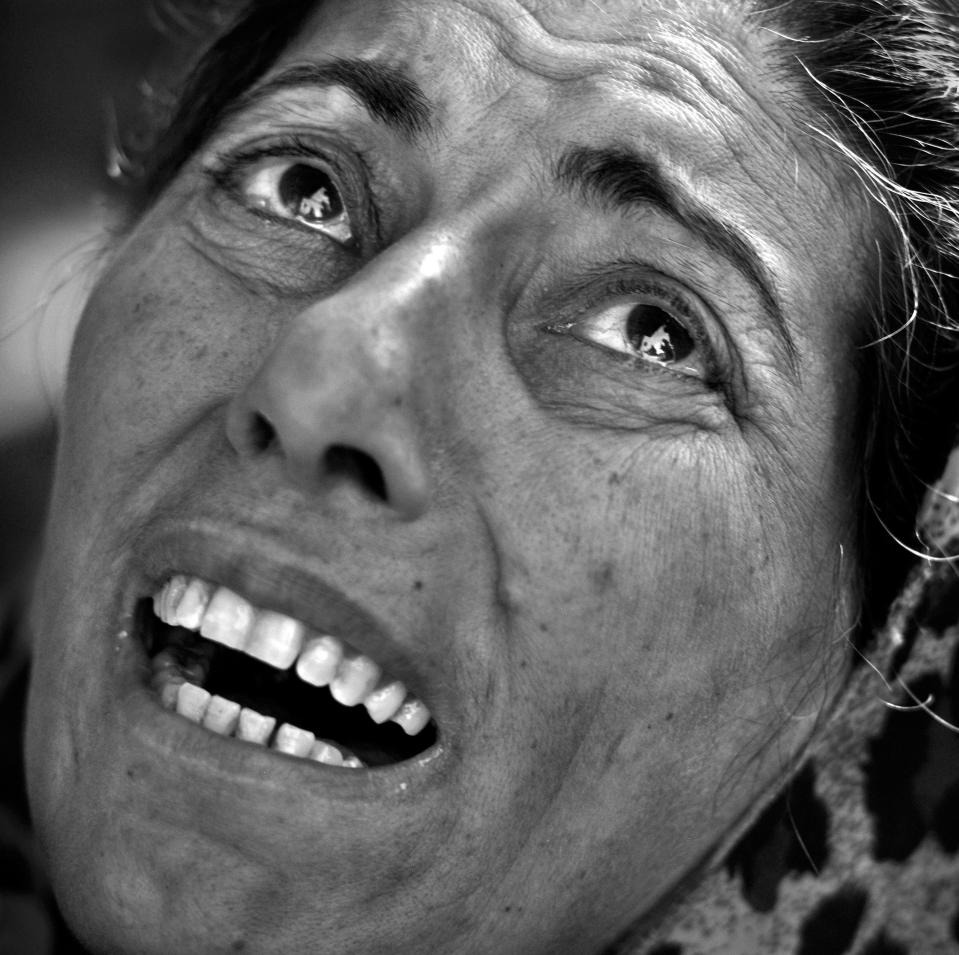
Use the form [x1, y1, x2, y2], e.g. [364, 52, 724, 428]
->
[593, 277, 700, 327]
[542, 274, 728, 388]
[204, 133, 380, 249]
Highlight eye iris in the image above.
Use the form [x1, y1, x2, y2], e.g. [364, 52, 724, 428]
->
[279, 164, 343, 223]
[626, 305, 693, 364]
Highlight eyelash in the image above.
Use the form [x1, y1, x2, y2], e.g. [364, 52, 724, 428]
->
[206, 134, 376, 247]
[545, 276, 726, 389]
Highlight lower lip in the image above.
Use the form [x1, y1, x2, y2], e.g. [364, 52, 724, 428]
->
[106, 577, 450, 803]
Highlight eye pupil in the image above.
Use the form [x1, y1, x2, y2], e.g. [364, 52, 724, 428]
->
[279, 164, 343, 222]
[626, 305, 693, 364]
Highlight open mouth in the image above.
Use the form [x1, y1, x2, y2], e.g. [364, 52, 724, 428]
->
[139, 576, 438, 768]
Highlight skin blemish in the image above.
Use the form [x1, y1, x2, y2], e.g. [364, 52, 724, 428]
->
[589, 560, 616, 593]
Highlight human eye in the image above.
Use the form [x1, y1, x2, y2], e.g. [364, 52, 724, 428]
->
[545, 278, 725, 387]
[208, 136, 360, 248]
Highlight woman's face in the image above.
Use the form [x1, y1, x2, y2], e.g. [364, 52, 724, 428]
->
[27, 0, 873, 951]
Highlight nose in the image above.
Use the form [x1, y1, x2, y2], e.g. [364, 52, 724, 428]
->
[225, 255, 440, 520]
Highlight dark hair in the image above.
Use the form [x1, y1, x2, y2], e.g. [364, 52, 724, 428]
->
[121, 0, 320, 209]
[749, 0, 959, 627]
[124, 0, 959, 632]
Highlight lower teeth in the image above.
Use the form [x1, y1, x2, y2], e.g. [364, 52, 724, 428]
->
[153, 661, 367, 768]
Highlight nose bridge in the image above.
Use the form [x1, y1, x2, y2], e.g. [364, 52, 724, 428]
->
[225, 231, 467, 519]
[357, 230, 463, 323]
[297, 228, 466, 393]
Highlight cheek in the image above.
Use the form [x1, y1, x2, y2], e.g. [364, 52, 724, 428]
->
[461, 432, 847, 887]
[489, 439, 764, 628]
[62, 234, 278, 491]
[485, 432, 844, 729]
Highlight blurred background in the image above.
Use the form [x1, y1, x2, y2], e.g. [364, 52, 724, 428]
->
[0, 0, 160, 591]
[0, 12, 193, 949]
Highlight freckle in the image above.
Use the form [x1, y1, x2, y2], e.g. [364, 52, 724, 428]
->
[539, 622, 549, 633]
[413, 580, 423, 592]
[393, 396, 403, 407]
[665, 712, 674, 722]
[589, 561, 615, 593]
[608, 471, 622, 486]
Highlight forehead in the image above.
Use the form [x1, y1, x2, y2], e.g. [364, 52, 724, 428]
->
[283, 0, 778, 98]
[284, 0, 776, 119]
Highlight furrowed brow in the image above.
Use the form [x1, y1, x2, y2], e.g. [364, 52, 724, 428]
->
[224, 59, 435, 139]
[554, 144, 800, 377]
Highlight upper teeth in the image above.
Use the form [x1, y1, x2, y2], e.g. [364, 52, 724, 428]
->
[153, 575, 432, 736]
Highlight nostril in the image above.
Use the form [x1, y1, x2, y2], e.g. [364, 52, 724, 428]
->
[248, 412, 277, 453]
[324, 445, 388, 502]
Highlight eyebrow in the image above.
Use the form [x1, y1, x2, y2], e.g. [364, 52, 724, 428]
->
[554, 145, 799, 376]
[224, 59, 435, 139]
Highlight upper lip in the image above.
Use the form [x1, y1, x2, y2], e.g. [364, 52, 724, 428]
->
[130, 514, 451, 729]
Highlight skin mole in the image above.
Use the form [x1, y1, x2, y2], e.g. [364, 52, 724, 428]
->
[589, 560, 616, 594]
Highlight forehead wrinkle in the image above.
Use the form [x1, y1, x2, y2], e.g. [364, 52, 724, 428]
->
[451, 2, 825, 269]
[445, 0, 772, 110]
[428, 0, 798, 199]
[402, 0, 833, 264]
